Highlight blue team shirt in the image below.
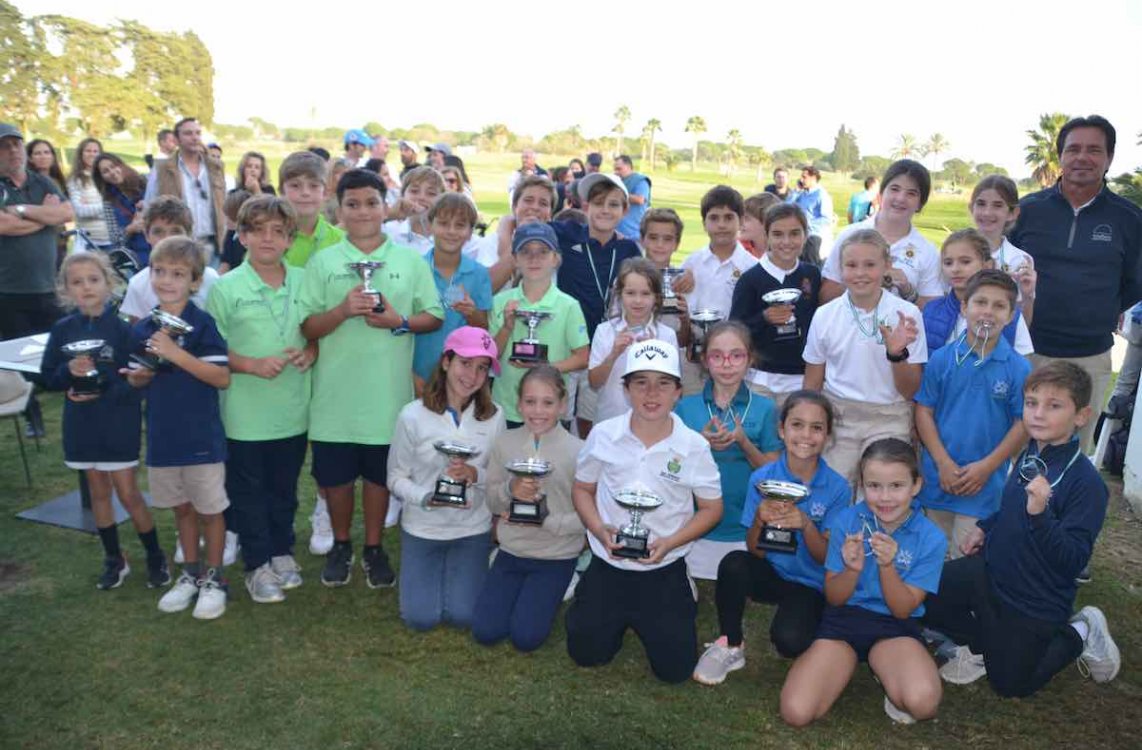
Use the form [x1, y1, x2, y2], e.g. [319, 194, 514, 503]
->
[129, 301, 229, 467]
[551, 221, 643, 340]
[739, 453, 850, 590]
[675, 383, 782, 542]
[915, 335, 1030, 518]
[617, 173, 651, 239]
[413, 249, 493, 380]
[825, 503, 946, 617]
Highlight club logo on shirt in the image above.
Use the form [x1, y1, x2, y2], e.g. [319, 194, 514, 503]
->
[732, 267, 742, 280]
[809, 501, 827, 520]
[388, 272, 401, 280]
[904, 247, 915, 259]
[1092, 224, 1113, 242]
[659, 456, 683, 482]
[992, 380, 1010, 400]
[895, 548, 914, 572]
[570, 243, 585, 254]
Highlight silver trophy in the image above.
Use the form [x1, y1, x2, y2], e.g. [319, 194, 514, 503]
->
[505, 458, 554, 525]
[61, 339, 106, 396]
[347, 260, 385, 313]
[762, 288, 803, 339]
[754, 480, 810, 553]
[511, 310, 553, 363]
[660, 267, 686, 315]
[430, 440, 481, 507]
[689, 308, 723, 363]
[613, 489, 664, 559]
[131, 309, 194, 370]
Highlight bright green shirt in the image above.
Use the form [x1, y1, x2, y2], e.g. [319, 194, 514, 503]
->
[298, 237, 444, 444]
[284, 213, 344, 269]
[491, 282, 589, 422]
[207, 262, 310, 441]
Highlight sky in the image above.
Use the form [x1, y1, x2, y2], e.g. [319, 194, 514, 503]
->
[14, 0, 1142, 178]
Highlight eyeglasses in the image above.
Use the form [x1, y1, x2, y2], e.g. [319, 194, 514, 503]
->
[705, 350, 748, 366]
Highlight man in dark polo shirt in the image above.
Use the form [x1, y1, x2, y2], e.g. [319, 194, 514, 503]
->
[1010, 114, 1142, 451]
[0, 122, 75, 435]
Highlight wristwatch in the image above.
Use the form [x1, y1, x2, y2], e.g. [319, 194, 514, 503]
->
[886, 347, 910, 363]
[392, 316, 411, 336]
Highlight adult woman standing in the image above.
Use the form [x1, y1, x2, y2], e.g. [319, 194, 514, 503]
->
[233, 151, 276, 196]
[26, 139, 69, 267]
[67, 137, 109, 250]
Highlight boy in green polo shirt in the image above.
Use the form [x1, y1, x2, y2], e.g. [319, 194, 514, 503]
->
[207, 196, 316, 604]
[299, 169, 443, 589]
[491, 222, 588, 426]
[279, 151, 344, 269]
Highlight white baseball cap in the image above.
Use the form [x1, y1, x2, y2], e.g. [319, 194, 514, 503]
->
[577, 172, 628, 202]
[623, 339, 681, 379]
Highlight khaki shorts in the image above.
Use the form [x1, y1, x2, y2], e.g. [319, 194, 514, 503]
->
[823, 395, 913, 486]
[149, 463, 229, 515]
[925, 509, 979, 561]
[573, 370, 598, 422]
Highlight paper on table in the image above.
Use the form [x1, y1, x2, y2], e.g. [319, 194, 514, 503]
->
[19, 344, 45, 356]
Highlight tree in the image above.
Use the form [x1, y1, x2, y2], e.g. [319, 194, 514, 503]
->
[830, 124, 860, 173]
[746, 146, 772, 183]
[480, 123, 512, 153]
[941, 158, 975, 188]
[724, 129, 744, 175]
[249, 117, 281, 139]
[926, 133, 949, 170]
[0, 1, 45, 135]
[852, 155, 892, 182]
[685, 116, 706, 172]
[1025, 112, 1070, 187]
[892, 133, 918, 159]
[642, 118, 661, 168]
[612, 105, 631, 156]
[974, 162, 1009, 178]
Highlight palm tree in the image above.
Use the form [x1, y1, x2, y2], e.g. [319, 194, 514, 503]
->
[1025, 112, 1070, 187]
[643, 118, 662, 169]
[685, 115, 707, 172]
[613, 105, 631, 156]
[725, 129, 744, 175]
[926, 133, 949, 170]
[892, 133, 918, 159]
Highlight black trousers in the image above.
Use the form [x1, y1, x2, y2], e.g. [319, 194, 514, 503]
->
[715, 550, 825, 657]
[0, 292, 60, 341]
[923, 554, 1083, 697]
[225, 435, 308, 571]
[566, 557, 697, 683]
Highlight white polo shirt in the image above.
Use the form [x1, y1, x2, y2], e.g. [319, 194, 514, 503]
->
[588, 318, 679, 423]
[822, 217, 942, 299]
[803, 290, 928, 404]
[576, 411, 722, 571]
[681, 242, 758, 316]
[382, 219, 433, 255]
[119, 266, 219, 321]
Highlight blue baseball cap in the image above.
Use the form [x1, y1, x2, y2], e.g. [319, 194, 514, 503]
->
[511, 222, 561, 255]
[344, 129, 376, 147]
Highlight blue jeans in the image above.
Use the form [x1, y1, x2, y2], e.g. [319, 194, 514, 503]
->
[399, 528, 492, 631]
[471, 550, 576, 652]
[225, 434, 307, 571]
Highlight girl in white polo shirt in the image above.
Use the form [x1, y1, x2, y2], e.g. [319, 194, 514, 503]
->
[803, 229, 927, 483]
[970, 174, 1037, 324]
[567, 339, 723, 684]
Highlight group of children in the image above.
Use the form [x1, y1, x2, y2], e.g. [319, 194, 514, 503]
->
[43, 152, 1121, 724]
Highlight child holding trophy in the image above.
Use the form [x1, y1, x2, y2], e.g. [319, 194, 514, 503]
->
[566, 339, 723, 683]
[388, 327, 506, 631]
[588, 258, 678, 423]
[472, 366, 585, 651]
[41, 252, 167, 591]
[491, 222, 589, 428]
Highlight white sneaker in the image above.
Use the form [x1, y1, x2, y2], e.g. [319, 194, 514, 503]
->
[223, 531, 241, 567]
[1073, 605, 1121, 683]
[309, 496, 334, 555]
[939, 644, 987, 685]
[692, 636, 746, 685]
[158, 571, 199, 613]
[193, 570, 228, 620]
[883, 695, 916, 725]
[174, 541, 185, 564]
[562, 571, 580, 602]
[245, 563, 285, 604]
[270, 555, 303, 590]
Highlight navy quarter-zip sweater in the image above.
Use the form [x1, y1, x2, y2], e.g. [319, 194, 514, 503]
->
[1009, 183, 1142, 357]
[40, 305, 142, 463]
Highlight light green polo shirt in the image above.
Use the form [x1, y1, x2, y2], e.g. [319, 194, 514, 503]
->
[207, 262, 310, 441]
[491, 282, 589, 422]
[284, 213, 344, 269]
[298, 236, 444, 444]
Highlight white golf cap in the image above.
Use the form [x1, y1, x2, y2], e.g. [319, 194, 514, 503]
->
[623, 339, 681, 379]
[577, 172, 628, 202]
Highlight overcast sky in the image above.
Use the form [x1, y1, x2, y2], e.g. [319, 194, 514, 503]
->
[15, 0, 1142, 178]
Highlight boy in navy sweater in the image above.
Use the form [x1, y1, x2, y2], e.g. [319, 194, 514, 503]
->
[923, 361, 1120, 695]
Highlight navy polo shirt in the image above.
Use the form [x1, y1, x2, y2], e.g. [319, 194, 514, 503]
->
[740, 453, 850, 590]
[826, 503, 946, 618]
[915, 335, 1030, 518]
[130, 301, 229, 467]
[729, 261, 821, 375]
[551, 221, 642, 340]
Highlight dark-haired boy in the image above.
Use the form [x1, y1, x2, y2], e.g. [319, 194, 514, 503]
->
[923, 361, 1120, 696]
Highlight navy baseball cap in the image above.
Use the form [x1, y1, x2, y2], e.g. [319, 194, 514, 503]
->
[511, 222, 561, 255]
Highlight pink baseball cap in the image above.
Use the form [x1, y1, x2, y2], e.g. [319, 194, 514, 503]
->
[443, 326, 501, 375]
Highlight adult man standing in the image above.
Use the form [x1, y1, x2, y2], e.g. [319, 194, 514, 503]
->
[144, 117, 226, 263]
[1010, 114, 1142, 451]
[790, 165, 834, 262]
[397, 140, 420, 179]
[0, 123, 75, 435]
[426, 143, 451, 170]
[506, 149, 549, 195]
[764, 167, 793, 200]
[369, 135, 390, 163]
[343, 129, 375, 167]
[614, 155, 651, 239]
[585, 152, 603, 174]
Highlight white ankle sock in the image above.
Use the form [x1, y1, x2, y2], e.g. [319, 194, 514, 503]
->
[1071, 620, 1090, 641]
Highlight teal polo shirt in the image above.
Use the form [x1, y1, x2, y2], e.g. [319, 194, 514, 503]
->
[413, 249, 493, 380]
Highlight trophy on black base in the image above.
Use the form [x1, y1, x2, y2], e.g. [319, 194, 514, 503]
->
[754, 479, 810, 553]
[660, 268, 686, 315]
[61, 339, 106, 396]
[613, 489, 664, 559]
[510, 310, 552, 363]
[505, 458, 553, 525]
[347, 260, 386, 313]
[430, 440, 480, 507]
[762, 288, 803, 340]
[689, 308, 723, 362]
[131, 310, 195, 370]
